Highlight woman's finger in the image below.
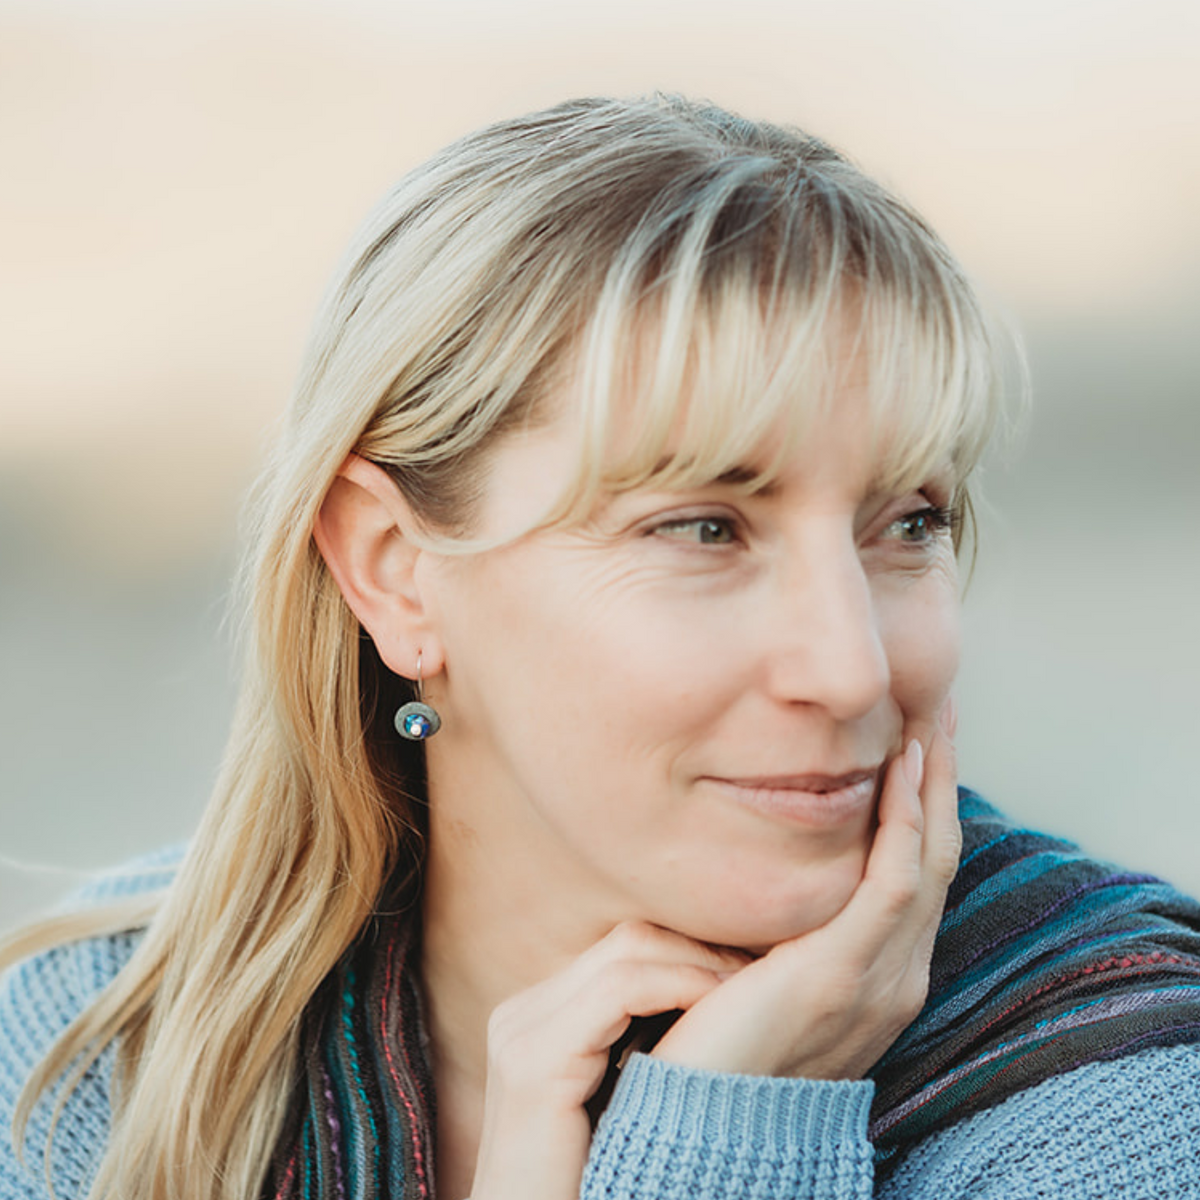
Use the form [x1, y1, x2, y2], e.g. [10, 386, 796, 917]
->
[487, 959, 732, 1081]
[576, 920, 752, 977]
[484, 923, 748, 1091]
[830, 707, 960, 946]
[794, 742, 928, 969]
[920, 710, 962, 884]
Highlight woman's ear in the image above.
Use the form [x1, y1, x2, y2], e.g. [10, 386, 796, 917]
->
[313, 454, 443, 679]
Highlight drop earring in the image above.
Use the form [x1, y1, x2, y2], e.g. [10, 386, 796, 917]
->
[394, 650, 442, 741]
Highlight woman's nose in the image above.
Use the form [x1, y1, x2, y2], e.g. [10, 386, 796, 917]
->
[762, 540, 891, 721]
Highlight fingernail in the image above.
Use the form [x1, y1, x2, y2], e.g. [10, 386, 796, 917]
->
[941, 696, 958, 738]
[904, 738, 925, 791]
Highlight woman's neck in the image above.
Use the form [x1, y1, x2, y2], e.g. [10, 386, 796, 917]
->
[417, 755, 633, 1074]
[419, 804, 618, 1197]
[419, 831, 611, 1084]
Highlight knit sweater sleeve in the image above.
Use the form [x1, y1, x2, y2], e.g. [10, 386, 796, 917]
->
[0, 853, 179, 1200]
[582, 1044, 1200, 1199]
[583, 1055, 875, 1198]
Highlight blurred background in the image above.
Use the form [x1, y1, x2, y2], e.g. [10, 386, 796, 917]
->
[2, 0, 1198, 929]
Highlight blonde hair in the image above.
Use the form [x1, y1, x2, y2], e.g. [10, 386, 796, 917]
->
[3, 94, 1007, 1199]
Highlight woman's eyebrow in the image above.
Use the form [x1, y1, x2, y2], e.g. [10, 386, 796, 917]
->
[649, 457, 778, 493]
[715, 465, 771, 488]
[866, 460, 957, 496]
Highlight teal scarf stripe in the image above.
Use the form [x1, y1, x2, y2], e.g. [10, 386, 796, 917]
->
[338, 972, 381, 1195]
[939, 848, 1093, 932]
[924, 882, 1190, 1026]
[908, 920, 1200, 1055]
[302, 1121, 311, 1200]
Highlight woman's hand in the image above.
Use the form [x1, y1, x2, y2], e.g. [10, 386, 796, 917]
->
[468, 922, 750, 1200]
[470, 704, 958, 1199]
[652, 705, 960, 1080]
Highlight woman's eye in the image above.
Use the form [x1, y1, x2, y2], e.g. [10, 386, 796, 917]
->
[654, 516, 739, 545]
[886, 506, 953, 545]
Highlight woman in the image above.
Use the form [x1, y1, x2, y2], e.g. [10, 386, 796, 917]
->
[2, 95, 1199, 1200]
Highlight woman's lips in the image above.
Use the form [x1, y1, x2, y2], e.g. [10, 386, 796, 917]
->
[702, 768, 881, 826]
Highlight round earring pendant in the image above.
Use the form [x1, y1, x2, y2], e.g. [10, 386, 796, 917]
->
[394, 701, 442, 741]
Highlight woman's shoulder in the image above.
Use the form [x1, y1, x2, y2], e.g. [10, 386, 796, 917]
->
[0, 846, 183, 1199]
[2, 840, 182, 992]
[66, 844, 186, 905]
[0, 844, 183, 1036]
[879, 1041, 1200, 1198]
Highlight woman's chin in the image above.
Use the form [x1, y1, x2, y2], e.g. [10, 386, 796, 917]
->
[658, 853, 868, 954]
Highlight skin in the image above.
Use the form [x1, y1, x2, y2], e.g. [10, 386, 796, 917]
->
[315, 346, 963, 1200]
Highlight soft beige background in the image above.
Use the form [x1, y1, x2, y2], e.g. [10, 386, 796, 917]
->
[2, 0, 1198, 928]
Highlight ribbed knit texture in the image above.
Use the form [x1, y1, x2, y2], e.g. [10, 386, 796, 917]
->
[583, 1055, 874, 1197]
[591, 1045, 1200, 1199]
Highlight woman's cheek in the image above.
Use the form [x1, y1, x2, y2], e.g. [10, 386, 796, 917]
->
[879, 569, 961, 727]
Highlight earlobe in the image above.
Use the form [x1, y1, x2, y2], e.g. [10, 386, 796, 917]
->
[312, 455, 443, 679]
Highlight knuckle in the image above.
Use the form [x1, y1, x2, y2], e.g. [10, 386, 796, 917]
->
[902, 960, 931, 1008]
[935, 747, 959, 794]
[885, 955, 931, 1021]
[946, 816, 964, 860]
[934, 805, 964, 864]
[943, 736, 959, 774]
[605, 920, 660, 956]
[879, 868, 921, 914]
[948, 827, 965, 871]
[485, 1013, 521, 1069]
[486, 996, 522, 1044]
[899, 994, 926, 1029]
[935, 841, 962, 884]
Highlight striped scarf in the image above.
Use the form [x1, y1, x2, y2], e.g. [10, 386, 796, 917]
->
[868, 789, 1200, 1172]
[265, 790, 1200, 1196]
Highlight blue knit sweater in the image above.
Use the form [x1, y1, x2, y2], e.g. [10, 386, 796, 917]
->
[3, 855, 1199, 1199]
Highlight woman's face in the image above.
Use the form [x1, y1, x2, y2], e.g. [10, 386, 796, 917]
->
[421, 353, 960, 952]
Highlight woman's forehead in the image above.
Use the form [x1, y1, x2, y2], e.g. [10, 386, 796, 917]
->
[608, 390, 957, 499]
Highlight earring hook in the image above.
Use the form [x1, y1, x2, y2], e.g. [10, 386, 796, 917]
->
[394, 648, 442, 741]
